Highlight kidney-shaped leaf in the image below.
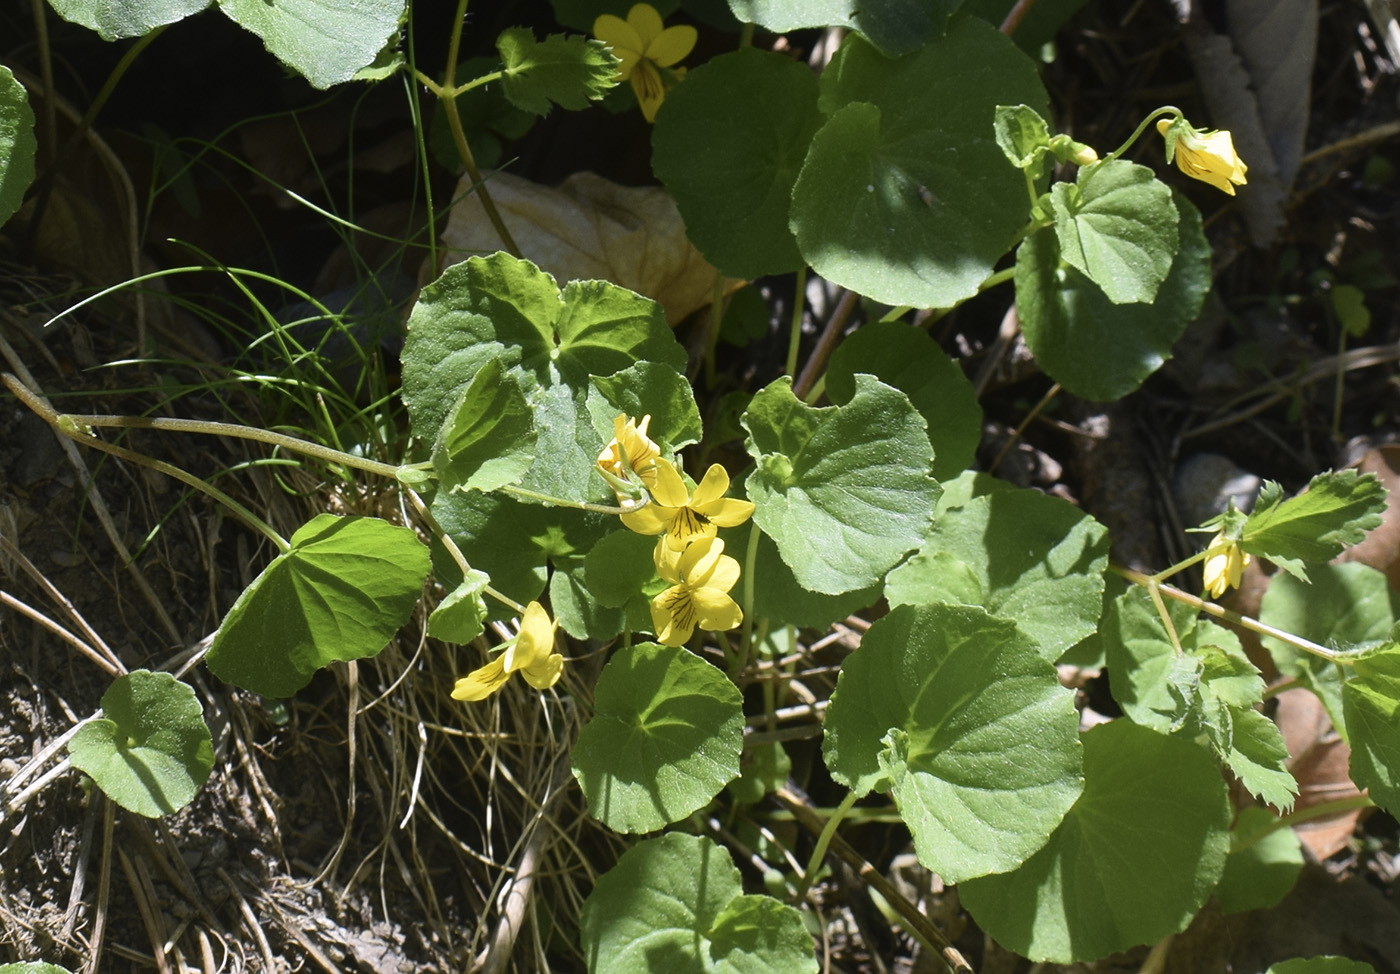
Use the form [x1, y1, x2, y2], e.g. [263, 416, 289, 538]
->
[742, 375, 938, 595]
[0, 67, 37, 229]
[433, 357, 535, 494]
[69, 670, 213, 818]
[581, 833, 816, 974]
[1049, 159, 1179, 305]
[823, 604, 1082, 883]
[886, 487, 1109, 661]
[960, 720, 1231, 964]
[572, 643, 743, 833]
[46, 0, 208, 39]
[790, 19, 1048, 308]
[218, 0, 403, 89]
[1017, 191, 1210, 401]
[206, 515, 430, 697]
[652, 47, 822, 278]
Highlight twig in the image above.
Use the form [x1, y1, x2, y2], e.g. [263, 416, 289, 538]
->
[793, 288, 859, 401]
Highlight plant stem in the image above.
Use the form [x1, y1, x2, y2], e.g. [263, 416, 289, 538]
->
[497, 483, 645, 515]
[794, 789, 858, 902]
[1106, 106, 1180, 162]
[1233, 794, 1375, 853]
[1111, 564, 1347, 663]
[4, 374, 289, 553]
[784, 266, 808, 378]
[738, 523, 761, 667]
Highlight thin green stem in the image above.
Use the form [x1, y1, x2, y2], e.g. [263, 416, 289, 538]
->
[1233, 794, 1375, 854]
[1112, 564, 1347, 663]
[408, 486, 524, 614]
[46, 411, 407, 482]
[1105, 106, 1180, 162]
[5, 375, 288, 553]
[880, 305, 911, 323]
[738, 522, 761, 667]
[498, 483, 645, 516]
[784, 266, 808, 378]
[979, 266, 1018, 292]
[795, 790, 859, 902]
[704, 269, 725, 389]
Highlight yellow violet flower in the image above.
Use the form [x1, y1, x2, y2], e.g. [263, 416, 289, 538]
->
[593, 3, 697, 123]
[1156, 117, 1248, 196]
[597, 413, 661, 497]
[451, 601, 563, 701]
[1201, 532, 1251, 600]
[621, 460, 754, 550]
[651, 536, 743, 647]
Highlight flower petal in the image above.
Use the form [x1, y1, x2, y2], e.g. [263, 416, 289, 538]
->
[631, 61, 666, 123]
[521, 653, 564, 690]
[651, 585, 696, 646]
[698, 552, 741, 595]
[626, 3, 664, 46]
[451, 656, 510, 701]
[506, 601, 556, 671]
[621, 504, 668, 537]
[690, 587, 742, 632]
[649, 460, 690, 508]
[691, 463, 731, 506]
[593, 13, 643, 55]
[646, 23, 697, 67]
[678, 536, 723, 580]
[653, 537, 683, 583]
[700, 496, 754, 528]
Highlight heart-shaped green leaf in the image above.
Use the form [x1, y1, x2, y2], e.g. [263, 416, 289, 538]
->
[433, 358, 535, 494]
[573, 642, 743, 833]
[68, 670, 213, 818]
[742, 375, 938, 595]
[960, 720, 1231, 963]
[206, 515, 430, 697]
[0, 67, 37, 229]
[581, 833, 815, 973]
[218, 0, 404, 89]
[823, 604, 1082, 882]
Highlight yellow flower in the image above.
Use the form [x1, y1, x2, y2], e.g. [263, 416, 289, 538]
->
[451, 601, 563, 701]
[593, 3, 697, 123]
[597, 413, 661, 498]
[651, 537, 742, 646]
[621, 460, 754, 550]
[1156, 117, 1248, 196]
[1201, 532, 1250, 599]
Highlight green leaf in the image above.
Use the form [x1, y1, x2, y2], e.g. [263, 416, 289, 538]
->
[550, 555, 625, 640]
[497, 30, 619, 115]
[427, 569, 491, 643]
[1104, 587, 1203, 732]
[887, 488, 1109, 661]
[434, 358, 535, 494]
[1017, 190, 1210, 400]
[1342, 643, 1400, 815]
[0, 964, 78, 974]
[823, 604, 1082, 882]
[1215, 806, 1303, 914]
[586, 361, 703, 454]
[726, 0, 958, 56]
[1048, 160, 1178, 304]
[790, 19, 1048, 308]
[206, 515, 430, 697]
[824, 321, 982, 481]
[46, 0, 208, 38]
[726, 519, 883, 630]
[0, 67, 37, 229]
[403, 254, 685, 504]
[1259, 562, 1400, 737]
[959, 720, 1231, 964]
[217, 0, 405, 90]
[1243, 471, 1387, 578]
[573, 643, 744, 832]
[581, 833, 816, 974]
[431, 488, 614, 621]
[652, 47, 822, 278]
[583, 529, 658, 609]
[1269, 960, 1378, 974]
[994, 104, 1050, 174]
[1225, 707, 1299, 811]
[741, 376, 938, 595]
[68, 671, 213, 818]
